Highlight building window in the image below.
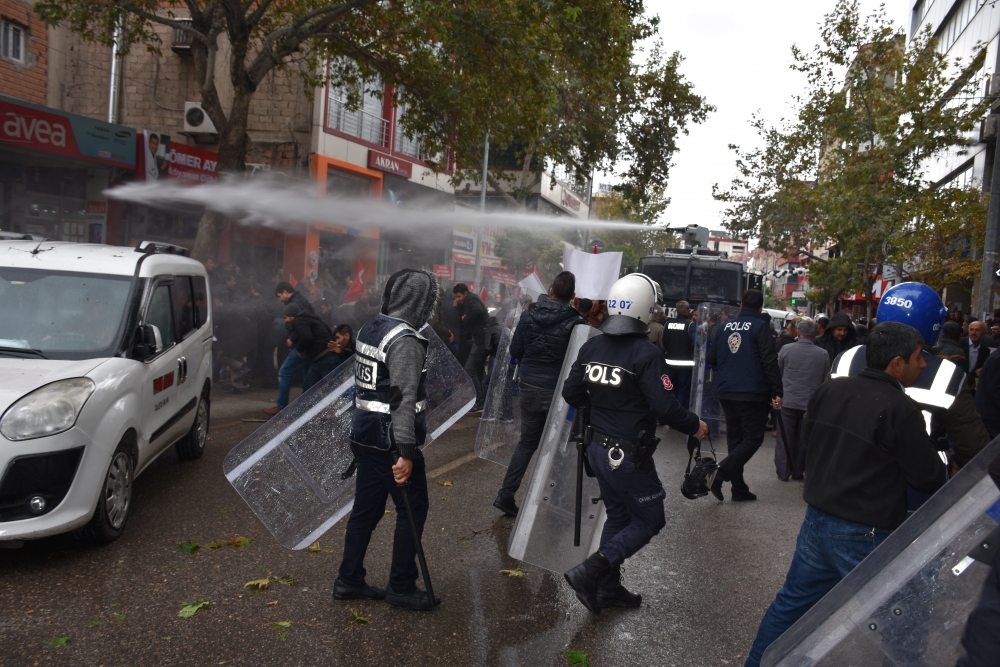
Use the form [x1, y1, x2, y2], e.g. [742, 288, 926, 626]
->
[326, 81, 388, 146]
[394, 98, 428, 161]
[1, 20, 25, 63]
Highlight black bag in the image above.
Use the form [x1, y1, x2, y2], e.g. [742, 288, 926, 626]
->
[681, 433, 719, 500]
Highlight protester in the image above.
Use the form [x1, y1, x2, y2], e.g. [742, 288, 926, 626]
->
[577, 298, 593, 317]
[263, 282, 315, 416]
[325, 323, 355, 369]
[774, 317, 798, 353]
[743, 322, 946, 667]
[815, 315, 829, 337]
[934, 321, 969, 373]
[975, 350, 1000, 439]
[453, 283, 489, 412]
[283, 302, 340, 391]
[814, 311, 858, 364]
[493, 271, 585, 517]
[707, 289, 783, 502]
[775, 318, 829, 481]
[963, 320, 993, 392]
[648, 305, 666, 352]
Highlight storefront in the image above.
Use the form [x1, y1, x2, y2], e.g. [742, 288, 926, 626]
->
[451, 225, 507, 290]
[0, 93, 136, 243]
[379, 167, 453, 279]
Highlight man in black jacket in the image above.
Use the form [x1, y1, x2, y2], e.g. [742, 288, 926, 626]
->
[814, 311, 858, 364]
[743, 322, 945, 667]
[706, 289, 783, 501]
[282, 303, 338, 390]
[264, 282, 317, 416]
[454, 283, 490, 412]
[493, 272, 585, 516]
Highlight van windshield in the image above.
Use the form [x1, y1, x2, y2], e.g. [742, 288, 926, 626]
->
[0, 267, 132, 360]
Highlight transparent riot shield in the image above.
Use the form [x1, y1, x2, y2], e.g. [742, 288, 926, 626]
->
[222, 326, 476, 550]
[690, 302, 741, 437]
[507, 323, 607, 573]
[761, 437, 1000, 667]
[475, 290, 524, 467]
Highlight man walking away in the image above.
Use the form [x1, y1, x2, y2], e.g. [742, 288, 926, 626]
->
[934, 321, 969, 373]
[264, 282, 316, 416]
[743, 322, 946, 667]
[453, 283, 489, 412]
[335, 269, 440, 610]
[662, 300, 696, 408]
[814, 311, 858, 364]
[707, 289, 783, 502]
[493, 272, 584, 516]
[774, 318, 799, 353]
[775, 318, 829, 481]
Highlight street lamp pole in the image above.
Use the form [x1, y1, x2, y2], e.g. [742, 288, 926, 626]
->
[975, 129, 1000, 320]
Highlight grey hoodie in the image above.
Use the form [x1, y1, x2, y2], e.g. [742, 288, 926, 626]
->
[382, 270, 439, 458]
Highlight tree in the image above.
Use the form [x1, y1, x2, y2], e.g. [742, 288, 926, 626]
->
[593, 191, 678, 267]
[712, 0, 990, 318]
[37, 0, 684, 259]
[494, 229, 563, 287]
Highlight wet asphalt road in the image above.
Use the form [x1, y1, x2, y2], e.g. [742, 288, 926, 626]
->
[0, 388, 806, 666]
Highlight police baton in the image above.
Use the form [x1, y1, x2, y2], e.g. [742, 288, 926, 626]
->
[397, 480, 437, 606]
[571, 406, 590, 548]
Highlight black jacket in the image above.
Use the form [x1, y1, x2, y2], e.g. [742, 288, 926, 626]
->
[706, 309, 782, 399]
[960, 337, 993, 388]
[291, 312, 334, 362]
[563, 333, 700, 441]
[815, 312, 859, 364]
[510, 299, 586, 390]
[975, 351, 1000, 439]
[460, 293, 489, 344]
[774, 331, 797, 352]
[802, 368, 946, 530]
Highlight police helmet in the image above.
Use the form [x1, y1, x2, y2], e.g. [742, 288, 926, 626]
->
[600, 273, 659, 336]
[876, 282, 947, 345]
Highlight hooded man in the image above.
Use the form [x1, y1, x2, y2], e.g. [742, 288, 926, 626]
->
[814, 311, 858, 364]
[335, 269, 441, 611]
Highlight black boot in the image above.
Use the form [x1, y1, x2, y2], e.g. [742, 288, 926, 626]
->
[710, 473, 724, 501]
[493, 494, 519, 517]
[333, 579, 386, 601]
[384, 587, 441, 610]
[564, 551, 611, 614]
[596, 566, 642, 609]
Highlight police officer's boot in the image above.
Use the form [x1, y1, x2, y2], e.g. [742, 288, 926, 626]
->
[596, 566, 642, 609]
[564, 551, 611, 614]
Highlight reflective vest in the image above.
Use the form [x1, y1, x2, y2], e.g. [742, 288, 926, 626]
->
[831, 346, 965, 437]
[662, 317, 695, 367]
[351, 314, 428, 451]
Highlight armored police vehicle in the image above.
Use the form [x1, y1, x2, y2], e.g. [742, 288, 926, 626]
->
[637, 248, 759, 311]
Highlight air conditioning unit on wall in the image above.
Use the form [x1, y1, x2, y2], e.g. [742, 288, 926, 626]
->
[183, 102, 217, 134]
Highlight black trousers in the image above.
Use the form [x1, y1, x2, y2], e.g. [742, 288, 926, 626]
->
[337, 443, 428, 594]
[774, 408, 806, 480]
[464, 342, 488, 407]
[718, 397, 770, 494]
[958, 553, 1000, 666]
[497, 383, 553, 501]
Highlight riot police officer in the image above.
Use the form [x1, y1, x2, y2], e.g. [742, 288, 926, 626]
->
[562, 274, 708, 613]
[662, 300, 696, 407]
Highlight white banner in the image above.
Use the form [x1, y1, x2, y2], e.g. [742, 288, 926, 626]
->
[562, 248, 622, 299]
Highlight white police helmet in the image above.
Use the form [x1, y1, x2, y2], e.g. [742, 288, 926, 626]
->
[600, 273, 659, 336]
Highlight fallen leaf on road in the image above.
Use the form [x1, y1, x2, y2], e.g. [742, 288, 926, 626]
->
[163, 636, 171, 641]
[244, 578, 271, 591]
[46, 637, 69, 648]
[307, 541, 322, 552]
[88, 621, 100, 627]
[207, 541, 222, 550]
[176, 541, 199, 554]
[178, 598, 209, 618]
[267, 600, 279, 607]
[384, 509, 392, 515]
[225, 536, 250, 547]
[115, 613, 125, 621]
[218, 509, 230, 514]
[273, 574, 298, 586]
[434, 480, 455, 487]
[500, 568, 526, 577]
[563, 650, 590, 666]
[349, 608, 371, 624]
[271, 621, 290, 629]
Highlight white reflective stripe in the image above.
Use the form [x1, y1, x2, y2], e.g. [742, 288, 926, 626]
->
[355, 398, 428, 413]
[906, 387, 956, 409]
[381, 323, 417, 354]
[930, 360, 956, 394]
[356, 398, 391, 413]
[831, 345, 862, 378]
[921, 410, 933, 436]
[356, 339, 383, 362]
[665, 359, 695, 366]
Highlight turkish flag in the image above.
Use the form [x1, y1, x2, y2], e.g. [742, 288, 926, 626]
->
[288, 273, 299, 288]
[479, 285, 487, 301]
[343, 259, 366, 304]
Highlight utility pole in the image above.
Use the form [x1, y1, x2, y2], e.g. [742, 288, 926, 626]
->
[976, 128, 1000, 320]
[107, 18, 125, 123]
[475, 131, 489, 290]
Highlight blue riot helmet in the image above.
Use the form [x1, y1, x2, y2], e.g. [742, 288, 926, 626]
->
[876, 282, 947, 345]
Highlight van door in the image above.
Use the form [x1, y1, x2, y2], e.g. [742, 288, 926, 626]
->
[171, 275, 207, 431]
[140, 280, 186, 462]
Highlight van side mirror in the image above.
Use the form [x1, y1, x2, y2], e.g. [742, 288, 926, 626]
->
[133, 324, 163, 361]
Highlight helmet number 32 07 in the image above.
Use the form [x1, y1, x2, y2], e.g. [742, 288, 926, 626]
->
[883, 296, 913, 309]
[608, 299, 633, 309]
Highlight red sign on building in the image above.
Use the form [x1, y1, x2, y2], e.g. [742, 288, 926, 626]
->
[167, 143, 219, 184]
[367, 150, 413, 178]
[433, 264, 453, 279]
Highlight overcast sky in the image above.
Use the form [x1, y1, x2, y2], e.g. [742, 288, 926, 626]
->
[632, 0, 907, 235]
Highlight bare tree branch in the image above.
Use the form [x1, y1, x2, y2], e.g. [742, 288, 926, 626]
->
[487, 173, 525, 210]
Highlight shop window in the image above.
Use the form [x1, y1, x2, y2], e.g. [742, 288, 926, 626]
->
[1, 20, 25, 63]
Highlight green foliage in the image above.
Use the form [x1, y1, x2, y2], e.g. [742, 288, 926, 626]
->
[494, 229, 564, 286]
[46, 637, 69, 648]
[713, 0, 990, 313]
[563, 650, 590, 666]
[594, 192, 679, 267]
[178, 598, 210, 619]
[176, 540, 199, 554]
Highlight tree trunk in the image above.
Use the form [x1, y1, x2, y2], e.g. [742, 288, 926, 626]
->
[189, 86, 253, 262]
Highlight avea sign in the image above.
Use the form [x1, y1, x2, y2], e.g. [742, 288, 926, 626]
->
[3, 113, 67, 147]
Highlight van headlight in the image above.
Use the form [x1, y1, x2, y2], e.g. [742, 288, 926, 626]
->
[0, 378, 96, 441]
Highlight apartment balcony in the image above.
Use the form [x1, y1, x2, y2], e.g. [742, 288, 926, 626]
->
[326, 96, 388, 147]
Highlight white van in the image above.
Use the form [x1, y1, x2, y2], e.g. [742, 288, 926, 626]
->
[0, 241, 212, 544]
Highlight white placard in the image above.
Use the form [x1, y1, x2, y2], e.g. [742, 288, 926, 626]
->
[562, 248, 623, 299]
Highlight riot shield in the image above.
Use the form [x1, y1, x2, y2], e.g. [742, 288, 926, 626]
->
[507, 323, 606, 573]
[690, 302, 741, 437]
[475, 290, 524, 467]
[761, 436, 1000, 667]
[222, 325, 476, 550]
